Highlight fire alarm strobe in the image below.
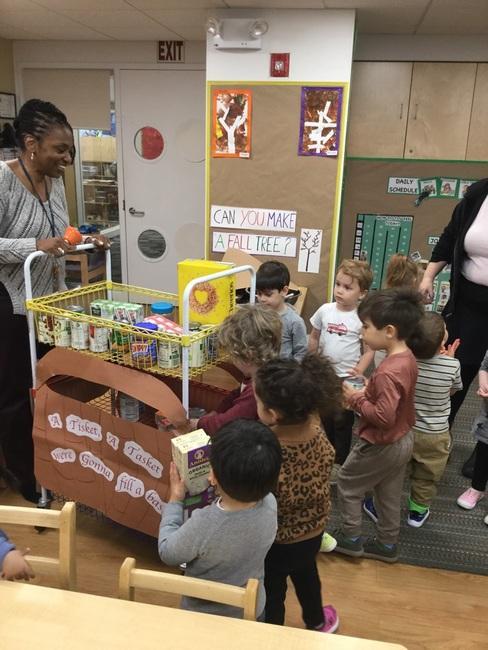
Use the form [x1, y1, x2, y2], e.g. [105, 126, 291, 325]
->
[270, 53, 290, 78]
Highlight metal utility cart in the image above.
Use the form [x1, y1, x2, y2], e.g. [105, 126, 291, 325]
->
[24, 244, 256, 509]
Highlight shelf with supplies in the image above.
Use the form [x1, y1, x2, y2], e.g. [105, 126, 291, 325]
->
[26, 280, 223, 381]
[82, 160, 118, 229]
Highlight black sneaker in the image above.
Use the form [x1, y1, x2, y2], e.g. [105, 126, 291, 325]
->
[363, 497, 378, 523]
[332, 529, 364, 558]
[363, 537, 398, 563]
[407, 509, 430, 528]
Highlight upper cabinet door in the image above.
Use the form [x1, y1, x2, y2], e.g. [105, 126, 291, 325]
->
[405, 62, 476, 160]
[466, 64, 488, 161]
[347, 62, 412, 158]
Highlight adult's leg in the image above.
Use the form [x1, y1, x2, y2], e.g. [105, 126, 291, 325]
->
[0, 288, 37, 501]
[449, 364, 479, 427]
[288, 535, 324, 629]
[472, 441, 488, 492]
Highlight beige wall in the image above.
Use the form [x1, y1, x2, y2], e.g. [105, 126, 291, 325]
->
[0, 38, 14, 93]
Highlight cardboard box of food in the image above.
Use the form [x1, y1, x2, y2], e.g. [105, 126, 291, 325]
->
[178, 259, 235, 325]
[171, 429, 211, 496]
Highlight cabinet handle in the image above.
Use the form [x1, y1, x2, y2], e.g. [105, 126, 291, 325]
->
[413, 103, 418, 120]
[128, 207, 145, 217]
[399, 103, 403, 119]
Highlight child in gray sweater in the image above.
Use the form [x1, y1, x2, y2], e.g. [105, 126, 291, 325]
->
[158, 419, 282, 619]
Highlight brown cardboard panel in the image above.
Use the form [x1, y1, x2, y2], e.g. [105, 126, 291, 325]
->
[209, 84, 340, 322]
[339, 159, 488, 265]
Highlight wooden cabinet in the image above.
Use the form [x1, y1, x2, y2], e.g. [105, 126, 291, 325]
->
[404, 62, 477, 160]
[466, 63, 488, 161]
[347, 62, 412, 158]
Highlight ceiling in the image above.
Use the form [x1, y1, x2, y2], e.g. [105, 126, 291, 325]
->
[0, 0, 487, 41]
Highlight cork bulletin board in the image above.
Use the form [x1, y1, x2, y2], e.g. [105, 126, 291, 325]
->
[339, 158, 488, 280]
[207, 82, 348, 321]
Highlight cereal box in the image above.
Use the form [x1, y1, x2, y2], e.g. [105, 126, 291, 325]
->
[171, 429, 211, 496]
[177, 259, 235, 325]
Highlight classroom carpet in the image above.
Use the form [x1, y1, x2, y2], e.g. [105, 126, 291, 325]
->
[328, 383, 488, 576]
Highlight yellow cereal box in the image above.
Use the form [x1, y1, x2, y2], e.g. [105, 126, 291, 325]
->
[177, 259, 235, 325]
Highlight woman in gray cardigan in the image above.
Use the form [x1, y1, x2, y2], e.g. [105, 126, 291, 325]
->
[456, 350, 488, 524]
[0, 99, 75, 502]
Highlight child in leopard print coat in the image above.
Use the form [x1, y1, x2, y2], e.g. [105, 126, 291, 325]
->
[254, 353, 341, 634]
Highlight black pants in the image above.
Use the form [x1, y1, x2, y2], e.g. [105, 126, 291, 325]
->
[264, 534, 324, 629]
[323, 408, 354, 465]
[472, 441, 488, 492]
[445, 277, 488, 427]
[0, 284, 40, 500]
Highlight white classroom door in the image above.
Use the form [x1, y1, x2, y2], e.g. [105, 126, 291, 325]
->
[120, 69, 205, 292]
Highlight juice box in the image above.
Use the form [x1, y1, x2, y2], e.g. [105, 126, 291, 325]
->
[171, 429, 211, 496]
[177, 259, 235, 326]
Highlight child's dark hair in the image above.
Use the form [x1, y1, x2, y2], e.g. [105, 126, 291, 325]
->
[256, 261, 290, 292]
[358, 287, 424, 341]
[407, 312, 446, 359]
[210, 419, 282, 502]
[14, 99, 73, 150]
[254, 353, 341, 425]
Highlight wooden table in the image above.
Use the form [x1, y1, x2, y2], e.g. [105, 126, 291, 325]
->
[0, 581, 405, 650]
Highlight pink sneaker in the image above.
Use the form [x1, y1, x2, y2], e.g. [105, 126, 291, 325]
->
[457, 487, 484, 510]
[318, 605, 339, 633]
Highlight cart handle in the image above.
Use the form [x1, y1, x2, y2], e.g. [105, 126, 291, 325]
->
[180, 264, 256, 414]
[24, 243, 112, 390]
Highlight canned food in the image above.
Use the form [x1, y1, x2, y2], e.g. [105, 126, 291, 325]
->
[110, 320, 131, 354]
[188, 322, 206, 368]
[54, 316, 71, 347]
[118, 393, 142, 422]
[130, 322, 158, 369]
[37, 314, 55, 345]
[67, 306, 89, 350]
[158, 334, 181, 369]
[89, 324, 109, 353]
[155, 412, 175, 432]
[90, 300, 115, 320]
[202, 326, 218, 361]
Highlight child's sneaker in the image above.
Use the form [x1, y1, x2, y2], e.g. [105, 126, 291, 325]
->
[407, 508, 430, 528]
[484, 513, 488, 526]
[332, 529, 364, 557]
[363, 496, 378, 523]
[318, 605, 339, 633]
[362, 537, 398, 563]
[320, 532, 337, 553]
[457, 487, 484, 510]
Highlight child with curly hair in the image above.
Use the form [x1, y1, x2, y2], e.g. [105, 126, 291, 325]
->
[192, 304, 282, 435]
[254, 353, 341, 633]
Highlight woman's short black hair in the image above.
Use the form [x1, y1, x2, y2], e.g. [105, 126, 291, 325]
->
[358, 287, 424, 341]
[256, 261, 290, 292]
[14, 98, 72, 150]
[210, 419, 282, 502]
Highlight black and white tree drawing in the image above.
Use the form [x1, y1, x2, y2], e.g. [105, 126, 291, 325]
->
[299, 229, 322, 273]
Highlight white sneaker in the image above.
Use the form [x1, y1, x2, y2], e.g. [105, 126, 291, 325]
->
[484, 513, 488, 526]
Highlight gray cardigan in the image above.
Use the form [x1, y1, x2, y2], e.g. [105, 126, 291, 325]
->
[472, 351, 488, 445]
[0, 161, 68, 315]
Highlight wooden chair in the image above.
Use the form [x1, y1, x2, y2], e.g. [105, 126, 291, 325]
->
[65, 251, 106, 286]
[118, 557, 259, 620]
[0, 501, 77, 590]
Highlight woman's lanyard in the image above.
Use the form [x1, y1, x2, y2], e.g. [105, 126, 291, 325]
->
[18, 157, 60, 288]
[18, 157, 57, 238]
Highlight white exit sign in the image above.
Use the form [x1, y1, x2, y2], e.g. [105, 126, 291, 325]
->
[158, 41, 185, 62]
